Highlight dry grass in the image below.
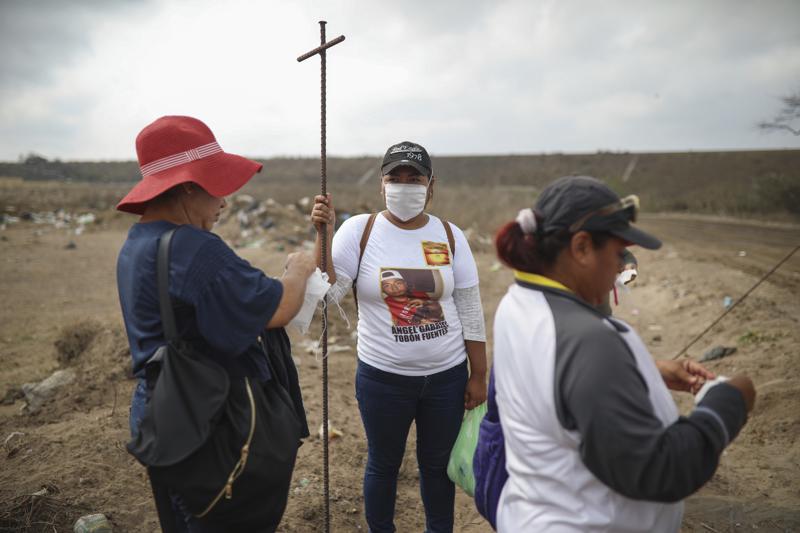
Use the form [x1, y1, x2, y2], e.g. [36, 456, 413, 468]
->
[0, 485, 88, 533]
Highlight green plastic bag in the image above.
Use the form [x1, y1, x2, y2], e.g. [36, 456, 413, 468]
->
[447, 402, 488, 496]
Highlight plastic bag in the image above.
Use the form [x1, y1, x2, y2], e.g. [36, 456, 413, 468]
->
[447, 402, 488, 496]
[288, 268, 331, 335]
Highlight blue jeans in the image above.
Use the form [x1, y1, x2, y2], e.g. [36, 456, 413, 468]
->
[356, 359, 468, 533]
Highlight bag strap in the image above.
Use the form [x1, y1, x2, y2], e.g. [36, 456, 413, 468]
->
[352, 213, 378, 307]
[441, 218, 455, 256]
[157, 227, 180, 343]
[151, 226, 182, 532]
[351, 213, 456, 307]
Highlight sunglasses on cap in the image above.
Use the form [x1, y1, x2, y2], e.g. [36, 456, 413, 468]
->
[568, 194, 640, 233]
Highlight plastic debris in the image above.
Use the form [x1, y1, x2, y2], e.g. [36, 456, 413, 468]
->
[21, 369, 77, 414]
[234, 194, 255, 206]
[318, 421, 343, 441]
[243, 239, 265, 249]
[700, 346, 737, 362]
[74, 513, 113, 533]
[723, 296, 733, 308]
[738, 250, 747, 257]
[76, 213, 96, 225]
[617, 268, 638, 286]
[3, 431, 25, 457]
[490, 262, 502, 272]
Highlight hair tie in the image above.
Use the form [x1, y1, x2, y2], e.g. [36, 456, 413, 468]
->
[515, 208, 538, 234]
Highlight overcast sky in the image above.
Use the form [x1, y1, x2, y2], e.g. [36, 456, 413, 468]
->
[1, 0, 799, 161]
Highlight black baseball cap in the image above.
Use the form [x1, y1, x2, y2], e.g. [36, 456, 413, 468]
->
[534, 176, 662, 249]
[381, 141, 432, 177]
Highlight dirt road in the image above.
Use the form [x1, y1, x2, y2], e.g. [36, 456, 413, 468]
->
[0, 211, 797, 532]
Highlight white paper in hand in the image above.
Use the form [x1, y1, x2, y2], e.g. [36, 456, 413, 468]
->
[288, 268, 331, 335]
[694, 376, 729, 404]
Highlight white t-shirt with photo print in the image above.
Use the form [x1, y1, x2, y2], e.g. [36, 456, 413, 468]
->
[331, 212, 480, 376]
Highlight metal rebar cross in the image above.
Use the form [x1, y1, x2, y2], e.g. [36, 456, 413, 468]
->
[297, 20, 345, 533]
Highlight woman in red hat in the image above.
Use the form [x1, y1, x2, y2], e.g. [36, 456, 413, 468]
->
[116, 116, 315, 532]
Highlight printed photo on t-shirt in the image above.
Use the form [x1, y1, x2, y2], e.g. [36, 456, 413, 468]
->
[379, 267, 445, 321]
[379, 268, 450, 343]
[421, 241, 451, 266]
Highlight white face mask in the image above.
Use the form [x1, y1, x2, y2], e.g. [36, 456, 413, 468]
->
[384, 183, 428, 222]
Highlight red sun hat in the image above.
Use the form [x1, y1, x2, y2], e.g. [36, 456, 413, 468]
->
[116, 116, 263, 214]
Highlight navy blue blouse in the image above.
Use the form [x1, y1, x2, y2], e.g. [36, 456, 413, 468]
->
[116, 221, 283, 382]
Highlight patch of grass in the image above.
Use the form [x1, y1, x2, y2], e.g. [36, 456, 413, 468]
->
[737, 330, 783, 345]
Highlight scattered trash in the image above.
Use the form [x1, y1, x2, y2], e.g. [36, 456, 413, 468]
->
[490, 262, 502, 272]
[318, 421, 343, 441]
[243, 238, 265, 249]
[617, 268, 637, 286]
[3, 431, 25, 458]
[722, 296, 733, 309]
[234, 194, 255, 206]
[65, 241, 77, 250]
[75, 213, 96, 226]
[328, 345, 351, 354]
[651, 335, 662, 342]
[738, 250, 747, 257]
[700, 346, 737, 362]
[21, 369, 77, 414]
[74, 513, 113, 533]
[299, 478, 311, 488]
[631, 308, 640, 316]
[300, 339, 352, 356]
[647, 324, 663, 331]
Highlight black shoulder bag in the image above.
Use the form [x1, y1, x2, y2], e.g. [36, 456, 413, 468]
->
[126, 227, 307, 529]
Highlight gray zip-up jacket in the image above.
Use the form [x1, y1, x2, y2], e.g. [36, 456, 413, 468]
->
[494, 275, 748, 532]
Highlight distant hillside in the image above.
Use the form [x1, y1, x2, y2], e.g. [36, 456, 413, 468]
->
[1, 149, 798, 217]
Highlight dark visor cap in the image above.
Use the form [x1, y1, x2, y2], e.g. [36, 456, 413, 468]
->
[534, 175, 662, 250]
[381, 141, 432, 177]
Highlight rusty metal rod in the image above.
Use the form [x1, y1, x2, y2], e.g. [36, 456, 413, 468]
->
[297, 19, 345, 533]
[318, 20, 331, 533]
[296, 35, 345, 62]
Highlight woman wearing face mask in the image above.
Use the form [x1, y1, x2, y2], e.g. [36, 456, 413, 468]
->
[311, 141, 487, 533]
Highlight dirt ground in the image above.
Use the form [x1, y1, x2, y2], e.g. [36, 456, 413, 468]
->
[0, 183, 798, 532]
